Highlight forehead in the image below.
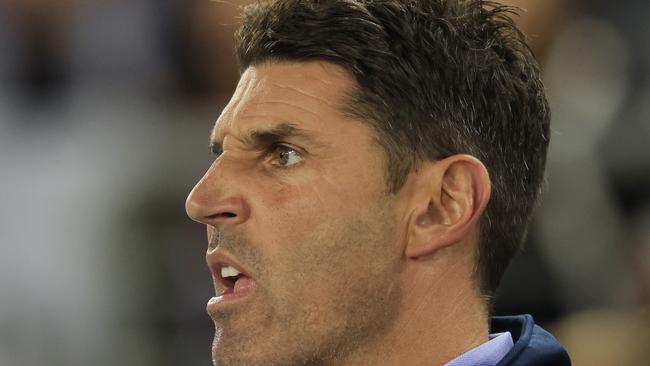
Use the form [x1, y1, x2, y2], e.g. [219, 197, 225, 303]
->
[212, 61, 358, 144]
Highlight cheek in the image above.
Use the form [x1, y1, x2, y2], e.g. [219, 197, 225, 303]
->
[250, 165, 390, 263]
[252, 181, 344, 266]
[265, 204, 400, 333]
[248, 162, 393, 276]
[255, 177, 342, 232]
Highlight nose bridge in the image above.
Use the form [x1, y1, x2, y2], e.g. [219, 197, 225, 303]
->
[185, 157, 250, 227]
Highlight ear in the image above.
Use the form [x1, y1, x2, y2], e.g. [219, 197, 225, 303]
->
[405, 155, 491, 258]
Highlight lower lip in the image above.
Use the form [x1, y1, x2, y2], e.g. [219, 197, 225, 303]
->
[207, 277, 256, 310]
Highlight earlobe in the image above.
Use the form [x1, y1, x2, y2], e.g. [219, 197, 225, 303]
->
[405, 155, 491, 259]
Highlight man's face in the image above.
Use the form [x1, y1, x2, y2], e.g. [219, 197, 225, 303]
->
[186, 61, 404, 366]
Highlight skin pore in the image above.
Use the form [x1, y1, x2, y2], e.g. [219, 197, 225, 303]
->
[186, 61, 491, 366]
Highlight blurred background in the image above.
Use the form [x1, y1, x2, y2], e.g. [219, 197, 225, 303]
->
[0, 0, 648, 365]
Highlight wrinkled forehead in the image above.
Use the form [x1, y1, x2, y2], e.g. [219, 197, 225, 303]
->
[211, 61, 357, 143]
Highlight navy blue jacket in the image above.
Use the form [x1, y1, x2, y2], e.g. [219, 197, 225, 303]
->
[492, 315, 571, 366]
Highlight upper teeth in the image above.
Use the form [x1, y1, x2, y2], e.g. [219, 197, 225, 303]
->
[221, 266, 241, 278]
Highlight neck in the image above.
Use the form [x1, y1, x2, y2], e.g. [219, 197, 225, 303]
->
[337, 248, 489, 366]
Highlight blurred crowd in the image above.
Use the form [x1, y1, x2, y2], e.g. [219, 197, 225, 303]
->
[0, 1, 648, 365]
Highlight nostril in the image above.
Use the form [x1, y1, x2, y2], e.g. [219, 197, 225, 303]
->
[200, 197, 250, 225]
[209, 212, 237, 219]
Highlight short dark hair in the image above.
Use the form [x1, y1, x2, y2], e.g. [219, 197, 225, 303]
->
[234, 0, 550, 300]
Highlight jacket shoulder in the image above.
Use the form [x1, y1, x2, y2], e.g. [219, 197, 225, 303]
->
[493, 315, 571, 366]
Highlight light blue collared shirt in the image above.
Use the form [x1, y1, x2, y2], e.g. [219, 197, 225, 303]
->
[443, 332, 514, 366]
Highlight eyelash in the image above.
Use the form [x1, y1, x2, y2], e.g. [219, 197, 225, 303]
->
[209, 145, 221, 158]
[207, 143, 304, 169]
[265, 143, 304, 169]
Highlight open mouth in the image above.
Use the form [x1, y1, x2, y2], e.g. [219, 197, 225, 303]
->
[210, 260, 255, 296]
[219, 265, 245, 294]
[206, 251, 257, 308]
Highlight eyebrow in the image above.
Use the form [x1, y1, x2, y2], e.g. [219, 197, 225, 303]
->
[209, 122, 319, 157]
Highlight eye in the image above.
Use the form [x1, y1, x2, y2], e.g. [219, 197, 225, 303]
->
[270, 144, 304, 168]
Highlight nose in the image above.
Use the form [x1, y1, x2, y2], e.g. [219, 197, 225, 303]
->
[185, 164, 251, 228]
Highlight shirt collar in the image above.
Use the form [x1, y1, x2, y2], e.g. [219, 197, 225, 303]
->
[443, 332, 514, 366]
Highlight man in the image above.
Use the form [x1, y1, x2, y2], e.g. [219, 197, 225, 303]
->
[185, 0, 571, 365]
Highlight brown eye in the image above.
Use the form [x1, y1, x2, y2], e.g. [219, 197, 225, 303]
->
[274, 145, 303, 167]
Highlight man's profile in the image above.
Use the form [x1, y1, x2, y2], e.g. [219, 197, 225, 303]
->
[185, 0, 571, 365]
